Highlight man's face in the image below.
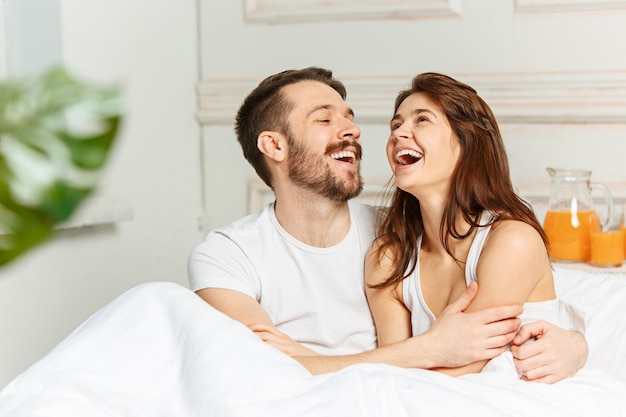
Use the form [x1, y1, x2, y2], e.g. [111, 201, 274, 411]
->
[282, 81, 363, 202]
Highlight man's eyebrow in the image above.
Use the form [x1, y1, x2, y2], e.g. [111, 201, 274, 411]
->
[307, 104, 355, 118]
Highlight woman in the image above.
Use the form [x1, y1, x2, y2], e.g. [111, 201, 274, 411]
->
[365, 72, 558, 378]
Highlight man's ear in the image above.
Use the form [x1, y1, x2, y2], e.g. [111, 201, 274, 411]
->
[257, 131, 287, 162]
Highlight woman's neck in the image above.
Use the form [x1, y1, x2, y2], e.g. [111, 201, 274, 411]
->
[419, 201, 474, 260]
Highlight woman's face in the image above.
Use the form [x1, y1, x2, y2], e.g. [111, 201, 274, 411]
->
[386, 92, 461, 198]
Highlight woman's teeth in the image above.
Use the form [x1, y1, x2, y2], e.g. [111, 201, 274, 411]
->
[395, 149, 422, 165]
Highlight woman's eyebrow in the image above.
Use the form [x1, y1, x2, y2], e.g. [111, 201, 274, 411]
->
[390, 114, 402, 125]
[412, 108, 437, 118]
[390, 108, 436, 124]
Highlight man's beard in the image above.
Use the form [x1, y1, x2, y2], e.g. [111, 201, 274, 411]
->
[287, 136, 363, 202]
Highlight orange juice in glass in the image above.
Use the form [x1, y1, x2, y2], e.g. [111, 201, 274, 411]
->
[543, 210, 599, 262]
[622, 206, 626, 260]
[590, 227, 624, 267]
[622, 223, 626, 259]
[590, 208, 624, 267]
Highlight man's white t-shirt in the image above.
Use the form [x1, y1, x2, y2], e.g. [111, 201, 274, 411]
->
[188, 201, 379, 355]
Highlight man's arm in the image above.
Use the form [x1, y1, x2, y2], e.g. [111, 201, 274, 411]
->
[197, 288, 322, 357]
[296, 282, 521, 374]
[196, 283, 522, 375]
[196, 287, 273, 328]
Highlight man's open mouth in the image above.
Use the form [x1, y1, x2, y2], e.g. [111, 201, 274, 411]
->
[330, 150, 357, 164]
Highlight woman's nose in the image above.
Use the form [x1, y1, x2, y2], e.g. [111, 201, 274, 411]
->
[392, 124, 411, 141]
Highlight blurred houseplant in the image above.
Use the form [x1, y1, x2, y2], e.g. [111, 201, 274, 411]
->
[0, 67, 122, 266]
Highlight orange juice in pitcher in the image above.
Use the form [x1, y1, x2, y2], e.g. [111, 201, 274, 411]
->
[543, 210, 599, 261]
[543, 168, 613, 262]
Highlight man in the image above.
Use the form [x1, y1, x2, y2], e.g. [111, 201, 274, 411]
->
[188, 67, 587, 382]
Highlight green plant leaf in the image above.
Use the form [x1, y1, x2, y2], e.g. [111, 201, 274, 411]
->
[0, 67, 122, 266]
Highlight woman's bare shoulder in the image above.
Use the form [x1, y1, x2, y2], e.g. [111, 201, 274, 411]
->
[487, 219, 545, 252]
[365, 239, 400, 288]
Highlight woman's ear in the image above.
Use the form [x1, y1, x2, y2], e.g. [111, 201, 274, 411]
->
[257, 131, 287, 162]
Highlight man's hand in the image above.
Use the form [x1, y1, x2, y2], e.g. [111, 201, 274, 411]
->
[426, 281, 523, 368]
[248, 323, 320, 357]
[511, 320, 588, 384]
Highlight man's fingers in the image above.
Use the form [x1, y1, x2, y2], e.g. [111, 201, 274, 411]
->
[511, 336, 541, 360]
[517, 362, 555, 383]
[248, 322, 280, 334]
[513, 320, 545, 345]
[512, 346, 540, 369]
[482, 345, 509, 360]
[447, 280, 479, 312]
[478, 314, 521, 340]
[481, 305, 524, 324]
[490, 328, 519, 347]
[247, 323, 265, 331]
[512, 341, 557, 382]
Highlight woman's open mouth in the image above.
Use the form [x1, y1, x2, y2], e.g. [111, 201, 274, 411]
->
[395, 149, 422, 165]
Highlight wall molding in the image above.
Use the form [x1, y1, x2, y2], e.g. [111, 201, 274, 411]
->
[197, 70, 626, 126]
[244, 0, 461, 24]
[247, 177, 626, 215]
[516, 0, 626, 13]
[247, 177, 393, 213]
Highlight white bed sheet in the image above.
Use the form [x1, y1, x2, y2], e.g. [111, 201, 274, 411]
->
[0, 267, 625, 417]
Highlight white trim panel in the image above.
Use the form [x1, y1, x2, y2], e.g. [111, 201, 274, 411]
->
[247, 177, 626, 216]
[247, 177, 392, 213]
[244, 0, 462, 23]
[516, 0, 626, 13]
[197, 70, 626, 125]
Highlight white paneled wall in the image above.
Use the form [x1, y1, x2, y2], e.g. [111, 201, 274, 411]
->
[0, 0, 203, 388]
[197, 0, 626, 230]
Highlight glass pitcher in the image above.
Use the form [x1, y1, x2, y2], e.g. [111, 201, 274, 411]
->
[543, 167, 614, 262]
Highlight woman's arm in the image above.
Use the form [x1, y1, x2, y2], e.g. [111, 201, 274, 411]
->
[364, 243, 412, 346]
[363, 242, 521, 374]
[432, 220, 554, 376]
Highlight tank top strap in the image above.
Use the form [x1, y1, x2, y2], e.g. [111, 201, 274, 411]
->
[465, 211, 494, 284]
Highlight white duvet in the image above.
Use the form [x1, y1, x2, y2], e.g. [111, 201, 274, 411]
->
[1, 267, 625, 417]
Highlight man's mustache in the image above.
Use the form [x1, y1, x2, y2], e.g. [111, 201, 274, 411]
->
[326, 141, 363, 160]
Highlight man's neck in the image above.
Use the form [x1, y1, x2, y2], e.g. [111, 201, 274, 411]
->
[273, 193, 351, 248]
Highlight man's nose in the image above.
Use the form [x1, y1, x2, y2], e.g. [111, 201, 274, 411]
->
[340, 120, 361, 140]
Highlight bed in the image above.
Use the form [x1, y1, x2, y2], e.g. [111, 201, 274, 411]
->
[0, 266, 625, 417]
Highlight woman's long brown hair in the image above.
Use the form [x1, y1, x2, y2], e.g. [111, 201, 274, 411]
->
[372, 73, 547, 288]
